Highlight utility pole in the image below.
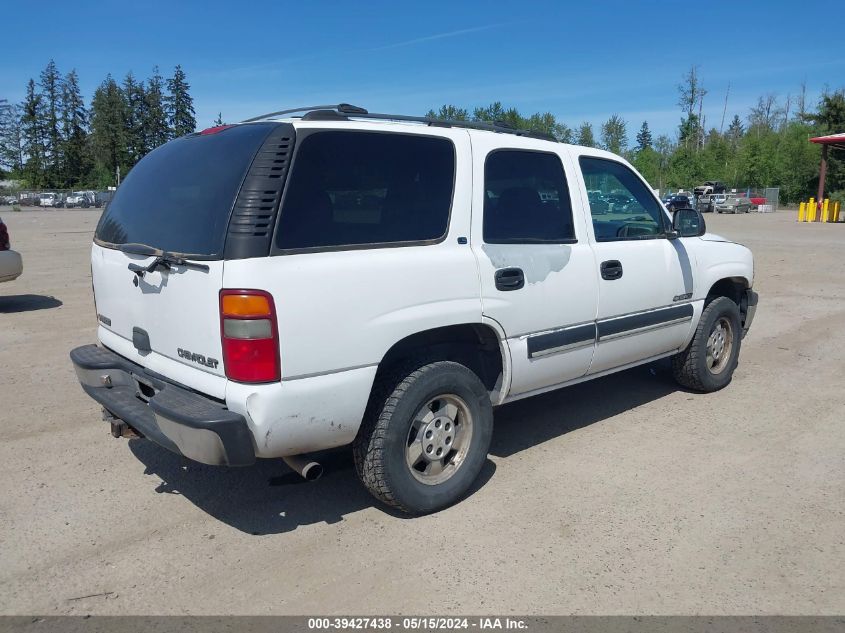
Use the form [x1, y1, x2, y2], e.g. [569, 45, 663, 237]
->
[116, 165, 120, 187]
[720, 82, 730, 134]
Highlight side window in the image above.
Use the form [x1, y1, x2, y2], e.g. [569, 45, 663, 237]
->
[276, 131, 455, 250]
[484, 150, 576, 244]
[579, 157, 666, 242]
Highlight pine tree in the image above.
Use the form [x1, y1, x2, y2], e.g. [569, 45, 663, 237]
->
[90, 75, 128, 187]
[0, 101, 24, 174]
[166, 65, 196, 137]
[143, 66, 170, 152]
[60, 70, 90, 186]
[213, 112, 224, 126]
[576, 122, 595, 148]
[554, 122, 574, 144]
[122, 72, 147, 165]
[20, 79, 47, 187]
[600, 114, 627, 154]
[425, 105, 470, 121]
[39, 60, 63, 185]
[472, 102, 506, 123]
[635, 121, 653, 152]
[727, 115, 744, 149]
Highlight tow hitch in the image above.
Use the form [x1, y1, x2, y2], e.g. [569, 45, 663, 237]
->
[103, 408, 141, 439]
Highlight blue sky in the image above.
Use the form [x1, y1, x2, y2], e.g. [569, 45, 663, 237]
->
[3, 0, 842, 142]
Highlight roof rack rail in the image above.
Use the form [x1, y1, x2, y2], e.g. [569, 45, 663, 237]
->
[241, 103, 368, 123]
[243, 104, 557, 142]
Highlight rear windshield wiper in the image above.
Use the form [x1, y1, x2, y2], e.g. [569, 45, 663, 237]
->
[121, 243, 210, 276]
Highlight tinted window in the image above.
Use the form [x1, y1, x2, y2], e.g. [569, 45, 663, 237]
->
[95, 123, 275, 257]
[484, 150, 575, 243]
[275, 132, 454, 250]
[579, 157, 666, 241]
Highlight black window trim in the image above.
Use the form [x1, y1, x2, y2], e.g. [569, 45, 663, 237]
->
[269, 128, 457, 256]
[482, 147, 579, 245]
[578, 154, 672, 243]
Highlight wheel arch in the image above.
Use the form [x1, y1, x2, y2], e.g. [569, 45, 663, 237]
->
[706, 276, 749, 305]
[705, 275, 754, 329]
[374, 322, 509, 404]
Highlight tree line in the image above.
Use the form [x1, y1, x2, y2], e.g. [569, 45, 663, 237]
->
[0, 60, 197, 189]
[2, 62, 843, 204]
[427, 68, 845, 203]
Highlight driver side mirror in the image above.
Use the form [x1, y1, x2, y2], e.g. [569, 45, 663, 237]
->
[672, 207, 706, 237]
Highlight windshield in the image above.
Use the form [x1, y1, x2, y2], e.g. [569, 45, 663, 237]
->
[95, 123, 276, 257]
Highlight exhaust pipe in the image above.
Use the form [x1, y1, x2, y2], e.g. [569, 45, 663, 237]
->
[282, 454, 323, 481]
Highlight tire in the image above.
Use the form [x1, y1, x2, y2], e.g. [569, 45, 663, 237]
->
[353, 360, 494, 515]
[672, 296, 742, 392]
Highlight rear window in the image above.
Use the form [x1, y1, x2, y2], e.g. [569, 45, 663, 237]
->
[275, 131, 454, 251]
[95, 123, 275, 257]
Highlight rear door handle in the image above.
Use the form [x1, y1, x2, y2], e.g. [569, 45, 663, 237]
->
[600, 260, 623, 280]
[495, 267, 525, 291]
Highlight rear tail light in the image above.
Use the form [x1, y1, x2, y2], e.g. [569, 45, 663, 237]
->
[0, 221, 9, 251]
[219, 289, 280, 383]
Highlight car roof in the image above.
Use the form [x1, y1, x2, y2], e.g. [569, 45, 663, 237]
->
[236, 116, 621, 160]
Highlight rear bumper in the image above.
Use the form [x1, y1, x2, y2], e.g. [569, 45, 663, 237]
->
[70, 344, 255, 466]
[742, 289, 758, 337]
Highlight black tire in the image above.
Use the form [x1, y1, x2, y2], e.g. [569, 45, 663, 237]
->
[672, 296, 742, 392]
[353, 360, 493, 515]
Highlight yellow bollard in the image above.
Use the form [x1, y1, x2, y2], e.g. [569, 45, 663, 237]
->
[822, 198, 830, 222]
[798, 202, 806, 222]
[808, 197, 816, 222]
[833, 200, 842, 223]
[837, 201, 842, 223]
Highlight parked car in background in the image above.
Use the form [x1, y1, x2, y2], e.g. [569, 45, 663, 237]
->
[694, 181, 727, 197]
[715, 195, 751, 214]
[698, 193, 724, 213]
[605, 192, 636, 211]
[94, 191, 114, 208]
[65, 191, 93, 208]
[39, 192, 60, 207]
[0, 216, 23, 283]
[665, 194, 692, 212]
[1, 195, 17, 205]
[18, 193, 38, 206]
[587, 190, 609, 214]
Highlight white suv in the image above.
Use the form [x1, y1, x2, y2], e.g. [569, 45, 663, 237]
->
[71, 104, 758, 514]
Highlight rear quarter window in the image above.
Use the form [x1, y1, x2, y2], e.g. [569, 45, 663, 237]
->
[274, 131, 455, 251]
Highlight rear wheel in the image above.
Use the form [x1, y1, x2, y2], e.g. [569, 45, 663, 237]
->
[672, 296, 742, 392]
[354, 360, 493, 515]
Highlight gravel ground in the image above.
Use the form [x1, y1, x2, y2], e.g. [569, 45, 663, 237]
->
[0, 208, 842, 615]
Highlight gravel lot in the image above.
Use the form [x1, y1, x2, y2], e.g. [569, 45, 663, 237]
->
[0, 208, 843, 615]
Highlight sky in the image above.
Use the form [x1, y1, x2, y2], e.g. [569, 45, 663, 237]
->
[3, 0, 842, 142]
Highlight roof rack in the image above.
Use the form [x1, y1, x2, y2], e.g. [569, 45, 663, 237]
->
[242, 103, 557, 142]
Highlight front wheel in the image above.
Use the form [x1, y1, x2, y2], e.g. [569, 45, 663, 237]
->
[354, 360, 493, 515]
[672, 296, 742, 392]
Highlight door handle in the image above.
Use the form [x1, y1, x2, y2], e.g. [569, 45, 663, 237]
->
[600, 260, 623, 280]
[495, 267, 525, 291]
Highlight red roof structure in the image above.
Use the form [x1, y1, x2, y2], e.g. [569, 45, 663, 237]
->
[810, 132, 845, 150]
